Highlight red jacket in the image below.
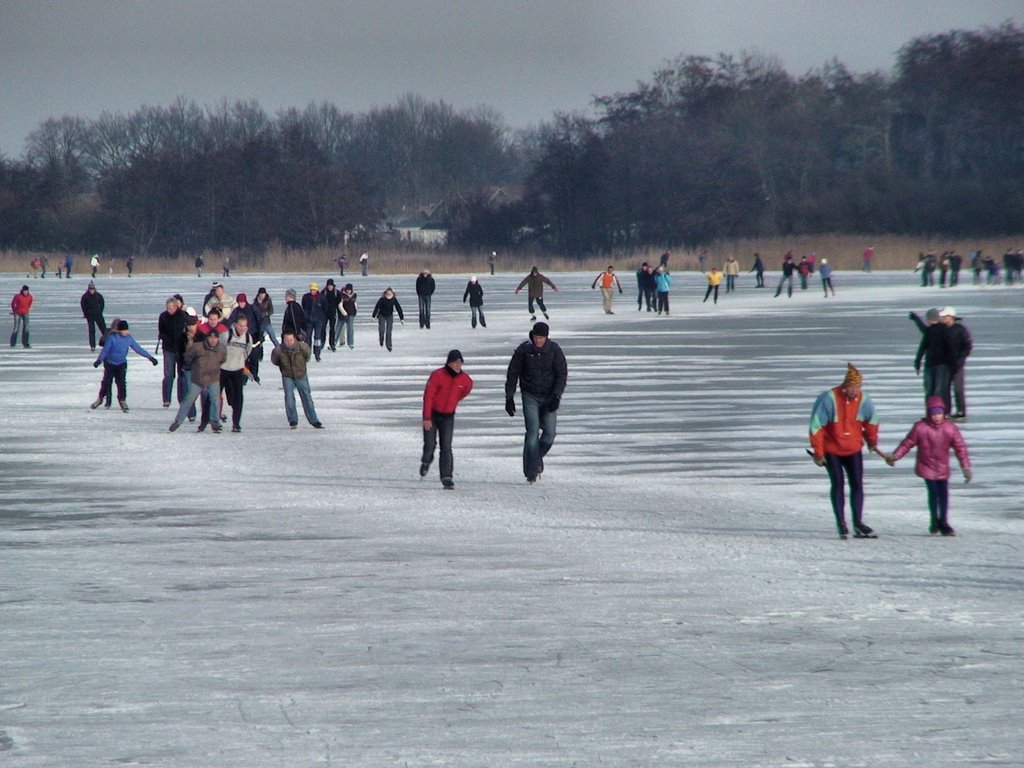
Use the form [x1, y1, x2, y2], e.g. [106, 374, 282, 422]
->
[11, 292, 33, 315]
[892, 419, 970, 480]
[423, 365, 473, 418]
[809, 386, 880, 458]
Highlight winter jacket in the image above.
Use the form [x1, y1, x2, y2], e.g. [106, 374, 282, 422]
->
[423, 365, 474, 418]
[97, 333, 157, 366]
[416, 274, 436, 297]
[80, 290, 105, 319]
[505, 337, 568, 400]
[222, 328, 254, 372]
[892, 418, 970, 481]
[724, 259, 739, 276]
[158, 309, 188, 356]
[705, 271, 723, 286]
[948, 322, 972, 368]
[271, 341, 312, 379]
[636, 268, 656, 289]
[372, 295, 404, 320]
[654, 272, 672, 293]
[321, 287, 342, 318]
[11, 292, 32, 315]
[592, 272, 621, 290]
[809, 386, 880, 458]
[516, 272, 557, 299]
[340, 291, 357, 317]
[302, 291, 328, 323]
[819, 264, 833, 280]
[254, 294, 274, 321]
[463, 281, 484, 307]
[184, 337, 227, 387]
[915, 323, 957, 373]
[750, 256, 764, 273]
[781, 259, 796, 277]
[205, 293, 237, 318]
[281, 301, 307, 336]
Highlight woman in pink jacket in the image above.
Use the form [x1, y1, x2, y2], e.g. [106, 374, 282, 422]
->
[883, 396, 971, 536]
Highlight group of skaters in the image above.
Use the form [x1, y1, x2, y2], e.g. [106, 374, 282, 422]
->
[808, 299, 974, 540]
[915, 249, 1024, 287]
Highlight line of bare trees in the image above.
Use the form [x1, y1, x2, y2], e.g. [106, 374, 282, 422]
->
[2, 23, 1022, 258]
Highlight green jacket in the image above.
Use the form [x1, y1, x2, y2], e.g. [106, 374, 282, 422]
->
[271, 341, 311, 379]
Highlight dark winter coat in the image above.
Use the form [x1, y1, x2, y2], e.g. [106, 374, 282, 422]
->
[321, 287, 342, 318]
[254, 294, 274, 321]
[516, 272, 557, 299]
[271, 341, 312, 379]
[463, 281, 484, 307]
[158, 308, 188, 356]
[505, 336, 568, 400]
[915, 324, 957, 373]
[228, 303, 260, 334]
[636, 268, 656, 290]
[340, 290, 357, 317]
[302, 291, 328, 323]
[80, 290, 105, 319]
[416, 274, 436, 297]
[281, 301, 307, 336]
[948, 322, 973, 368]
[372, 295, 404, 320]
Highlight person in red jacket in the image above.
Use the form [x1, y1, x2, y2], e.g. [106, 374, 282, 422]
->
[10, 285, 33, 348]
[808, 363, 881, 538]
[882, 396, 971, 536]
[420, 349, 474, 489]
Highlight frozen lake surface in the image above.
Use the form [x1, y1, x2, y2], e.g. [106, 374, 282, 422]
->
[1, 268, 1022, 766]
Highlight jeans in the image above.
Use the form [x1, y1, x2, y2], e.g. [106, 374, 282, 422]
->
[522, 392, 557, 479]
[327, 313, 338, 348]
[774, 274, 793, 297]
[924, 478, 950, 526]
[98, 362, 127, 403]
[725, 274, 736, 292]
[418, 295, 432, 328]
[282, 375, 319, 425]
[422, 412, 455, 480]
[470, 305, 486, 328]
[9, 314, 29, 347]
[86, 317, 107, 349]
[339, 315, 355, 347]
[173, 380, 218, 426]
[258, 317, 279, 349]
[162, 349, 186, 405]
[754, 270, 764, 287]
[824, 452, 865, 532]
[377, 316, 394, 350]
[180, 368, 197, 419]
[656, 291, 669, 314]
[306, 319, 327, 357]
[528, 297, 548, 316]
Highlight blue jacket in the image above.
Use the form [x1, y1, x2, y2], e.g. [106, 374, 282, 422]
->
[654, 272, 672, 292]
[97, 333, 156, 366]
[820, 264, 833, 279]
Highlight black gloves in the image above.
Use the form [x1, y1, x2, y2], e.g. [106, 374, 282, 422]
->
[151, 358, 158, 366]
[93, 360, 101, 368]
[546, 394, 561, 412]
[505, 397, 516, 417]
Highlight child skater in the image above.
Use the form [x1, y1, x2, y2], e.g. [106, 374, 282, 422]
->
[883, 396, 971, 536]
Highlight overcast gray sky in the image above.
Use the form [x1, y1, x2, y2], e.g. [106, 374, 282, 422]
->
[1, 0, 1021, 157]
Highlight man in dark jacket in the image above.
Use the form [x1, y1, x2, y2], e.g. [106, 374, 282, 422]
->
[504, 322, 568, 483]
[942, 307, 972, 419]
[420, 349, 474, 489]
[635, 263, 656, 311]
[321, 279, 343, 351]
[81, 281, 107, 351]
[415, 269, 436, 329]
[914, 308, 957, 414]
[301, 282, 328, 361]
[158, 297, 188, 408]
[280, 288, 307, 339]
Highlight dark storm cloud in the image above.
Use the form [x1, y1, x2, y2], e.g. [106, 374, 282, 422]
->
[1, 0, 1020, 156]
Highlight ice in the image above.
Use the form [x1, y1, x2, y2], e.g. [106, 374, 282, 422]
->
[1, 269, 1022, 766]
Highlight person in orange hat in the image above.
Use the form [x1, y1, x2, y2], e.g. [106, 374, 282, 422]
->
[808, 363, 882, 539]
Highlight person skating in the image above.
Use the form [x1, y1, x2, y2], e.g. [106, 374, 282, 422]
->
[808, 363, 881, 539]
[194, 254, 204, 277]
[724, 257, 739, 292]
[797, 254, 811, 290]
[462, 276, 486, 328]
[91, 320, 158, 412]
[591, 265, 623, 314]
[169, 327, 227, 433]
[321, 279, 342, 350]
[158, 296, 188, 408]
[819, 259, 836, 297]
[203, 281, 236, 320]
[702, 266, 723, 304]
[914, 307, 957, 415]
[774, 252, 796, 298]
[750, 252, 765, 287]
[654, 266, 672, 315]
[221, 314, 256, 432]
[301, 282, 328, 361]
[270, 330, 323, 429]
[515, 266, 558, 321]
[420, 349, 474, 489]
[504, 321, 568, 483]
[280, 288, 307, 341]
[359, 251, 369, 276]
[636, 262, 656, 311]
[882, 396, 971, 536]
[9, 285, 33, 348]
[338, 284, 357, 349]
[335, 253, 348, 276]
[488, 251, 496, 275]
[90, 253, 100, 278]
[415, 269, 436, 328]
[63, 254, 73, 278]
[80, 281, 107, 351]
[125, 254, 135, 278]
[252, 287, 278, 349]
[372, 287, 404, 351]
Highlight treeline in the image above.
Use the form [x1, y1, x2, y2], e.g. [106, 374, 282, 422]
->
[2, 24, 1022, 257]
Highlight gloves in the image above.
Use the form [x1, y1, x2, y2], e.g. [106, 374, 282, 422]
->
[93, 360, 101, 368]
[963, 467, 972, 483]
[914, 365, 921, 376]
[505, 398, 516, 417]
[150, 358, 158, 366]
[813, 455, 825, 467]
[545, 394, 561, 412]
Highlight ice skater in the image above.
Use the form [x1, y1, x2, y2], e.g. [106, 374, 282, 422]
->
[591, 265, 623, 314]
[462, 276, 486, 328]
[270, 330, 323, 429]
[881, 396, 971, 536]
[372, 287, 404, 351]
[91, 320, 158, 412]
[420, 349, 474, 489]
[80, 281, 107, 350]
[702, 266, 723, 304]
[820, 259, 835, 297]
[9, 285, 33, 348]
[515, 266, 558, 321]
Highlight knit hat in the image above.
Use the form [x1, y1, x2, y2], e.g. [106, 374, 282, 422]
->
[841, 362, 862, 388]
[256, 287, 267, 295]
[88, 281, 96, 288]
[926, 396, 946, 415]
[309, 282, 319, 291]
[325, 278, 335, 288]
[446, 349, 464, 364]
[925, 308, 940, 322]
[285, 288, 296, 298]
[532, 321, 550, 337]
[236, 293, 247, 303]
[116, 320, 130, 331]
[469, 275, 477, 283]
[21, 285, 29, 291]
[343, 283, 353, 291]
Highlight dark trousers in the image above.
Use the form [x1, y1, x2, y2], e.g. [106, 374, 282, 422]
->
[824, 452, 865, 532]
[952, 367, 966, 415]
[421, 412, 455, 481]
[418, 295, 432, 328]
[220, 369, 247, 428]
[470, 305, 486, 328]
[754, 270, 764, 287]
[924, 364, 953, 415]
[657, 291, 669, 314]
[377, 315, 394, 350]
[327, 313, 338, 349]
[703, 284, 719, 303]
[774, 274, 793, 297]
[522, 393, 556, 479]
[924, 478, 950, 527]
[725, 274, 736, 292]
[528, 297, 548, 316]
[822, 278, 834, 296]
[86, 317, 107, 350]
[162, 349, 187, 405]
[99, 362, 127, 404]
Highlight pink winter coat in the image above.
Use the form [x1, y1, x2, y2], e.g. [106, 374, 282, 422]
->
[892, 419, 970, 480]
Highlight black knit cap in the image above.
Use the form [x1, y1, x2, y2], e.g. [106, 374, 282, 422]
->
[532, 322, 550, 337]
[446, 349, 463, 364]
